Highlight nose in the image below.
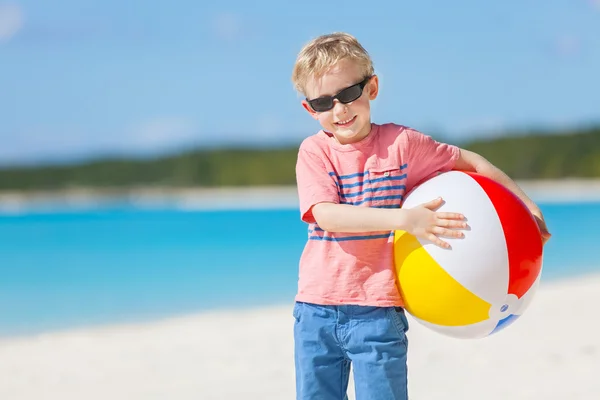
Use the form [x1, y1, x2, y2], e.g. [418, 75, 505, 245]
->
[332, 99, 348, 115]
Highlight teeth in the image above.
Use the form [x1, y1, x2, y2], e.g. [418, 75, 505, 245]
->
[337, 117, 354, 124]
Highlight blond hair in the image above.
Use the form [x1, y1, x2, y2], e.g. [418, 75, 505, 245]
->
[291, 32, 374, 96]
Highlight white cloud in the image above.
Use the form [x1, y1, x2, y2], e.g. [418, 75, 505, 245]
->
[256, 115, 283, 140]
[0, 117, 200, 165]
[212, 13, 242, 41]
[125, 116, 199, 150]
[0, 3, 23, 43]
[449, 117, 507, 139]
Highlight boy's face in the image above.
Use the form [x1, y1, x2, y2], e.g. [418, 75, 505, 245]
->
[302, 58, 378, 145]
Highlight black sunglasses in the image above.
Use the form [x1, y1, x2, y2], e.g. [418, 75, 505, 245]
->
[306, 76, 372, 112]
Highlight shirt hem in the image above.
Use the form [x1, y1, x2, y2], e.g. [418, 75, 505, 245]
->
[295, 294, 405, 308]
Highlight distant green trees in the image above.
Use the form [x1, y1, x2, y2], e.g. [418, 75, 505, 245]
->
[1, 125, 598, 192]
[465, 126, 600, 179]
[0, 149, 300, 191]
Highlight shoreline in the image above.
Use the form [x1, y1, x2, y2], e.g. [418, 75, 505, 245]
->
[1, 272, 598, 399]
[0, 185, 300, 212]
[0, 271, 588, 343]
[2, 178, 600, 213]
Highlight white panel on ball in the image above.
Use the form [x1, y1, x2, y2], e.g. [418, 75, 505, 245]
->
[402, 171, 509, 306]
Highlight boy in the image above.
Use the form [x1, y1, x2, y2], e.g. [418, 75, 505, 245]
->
[291, 32, 550, 400]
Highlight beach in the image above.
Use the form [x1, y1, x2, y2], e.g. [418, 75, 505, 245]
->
[1, 181, 599, 399]
[0, 273, 598, 400]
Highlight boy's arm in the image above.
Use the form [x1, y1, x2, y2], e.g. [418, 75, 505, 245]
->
[312, 199, 466, 249]
[454, 148, 551, 244]
[312, 203, 409, 233]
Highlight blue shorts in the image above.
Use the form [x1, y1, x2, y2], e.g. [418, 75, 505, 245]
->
[293, 301, 409, 400]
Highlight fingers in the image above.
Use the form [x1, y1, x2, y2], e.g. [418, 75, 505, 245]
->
[421, 199, 466, 221]
[436, 212, 466, 221]
[427, 233, 451, 249]
[429, 211, 468, 249]
[533, 214, 551, 245]
[417, 199, 469, 249]
[432, 226, 465, 239]
[426, 224, 466, 249]
[422, 197, 444, 210]
[541, 231, 551, 245]
[435, 217, 468, 228]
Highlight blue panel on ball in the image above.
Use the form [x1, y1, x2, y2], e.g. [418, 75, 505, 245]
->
[490, 314, 520, 335]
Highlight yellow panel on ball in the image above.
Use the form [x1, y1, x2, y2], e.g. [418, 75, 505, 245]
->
[394, 230, 492, 326]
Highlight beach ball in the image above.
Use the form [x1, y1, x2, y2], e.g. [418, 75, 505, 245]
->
[393, 170, 543, 339]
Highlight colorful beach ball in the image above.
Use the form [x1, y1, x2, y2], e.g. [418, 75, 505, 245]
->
[393, 171, 543, 339]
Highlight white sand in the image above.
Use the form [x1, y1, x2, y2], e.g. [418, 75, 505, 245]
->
[0, 274, 599, 400]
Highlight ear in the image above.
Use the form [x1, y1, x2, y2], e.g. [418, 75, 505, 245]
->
[301, 100, 320, 120]
[368, 75, 379, 100]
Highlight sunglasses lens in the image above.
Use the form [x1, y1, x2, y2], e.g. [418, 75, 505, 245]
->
[337, 84, 363, 104]
[309, 97, 333, 112]
[307, 78, 369, 112]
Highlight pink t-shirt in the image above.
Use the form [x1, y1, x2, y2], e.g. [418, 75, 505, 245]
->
[294, 123, 460, 307]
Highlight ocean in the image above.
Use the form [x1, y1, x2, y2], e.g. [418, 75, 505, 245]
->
[0, 199, 594, 337]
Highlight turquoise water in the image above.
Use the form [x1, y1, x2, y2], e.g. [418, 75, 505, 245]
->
[0, 200, 593, 337]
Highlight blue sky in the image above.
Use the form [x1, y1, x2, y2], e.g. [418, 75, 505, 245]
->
[1, 0, 599, 165]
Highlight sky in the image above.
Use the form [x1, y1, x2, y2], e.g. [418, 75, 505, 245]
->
[1, 0, 599, 165]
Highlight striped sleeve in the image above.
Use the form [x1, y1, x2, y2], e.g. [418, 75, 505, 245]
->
[295, 149, 339, 224]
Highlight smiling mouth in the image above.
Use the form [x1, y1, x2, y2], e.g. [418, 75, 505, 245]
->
[335, 116, 356, 126]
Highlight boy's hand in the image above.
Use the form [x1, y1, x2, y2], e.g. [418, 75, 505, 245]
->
[531, 210, 551, 245]
[404, 197, 468, 249]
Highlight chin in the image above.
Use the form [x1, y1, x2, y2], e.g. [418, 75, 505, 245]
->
[335, 133, 363, 145]
[337, 124, 366, 139]
[334, 129, 358, 139]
